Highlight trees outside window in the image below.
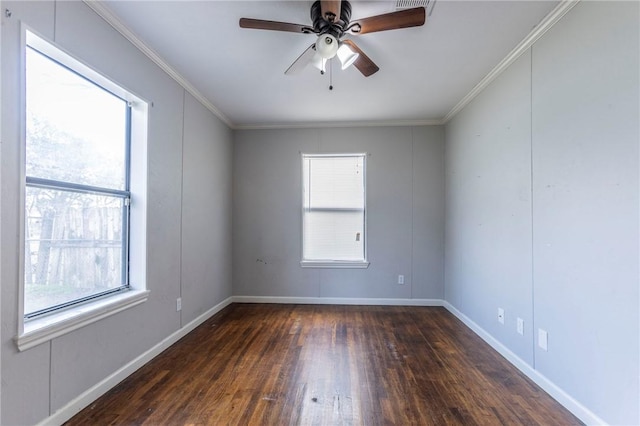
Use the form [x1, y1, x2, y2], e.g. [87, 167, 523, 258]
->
[24, 41, 131, 317]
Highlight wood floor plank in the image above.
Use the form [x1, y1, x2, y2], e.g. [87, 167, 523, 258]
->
[66, 304, 582, 425]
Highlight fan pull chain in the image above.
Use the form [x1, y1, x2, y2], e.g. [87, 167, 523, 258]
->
[330, 60, 334, 90]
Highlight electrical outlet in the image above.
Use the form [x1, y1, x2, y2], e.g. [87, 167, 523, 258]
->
[497, 308, 504, 324]
[398, 275, 405, 285]
[176, 297, 182, 312]
[538, 329, 548, 351]
[517, 317, 524, 335]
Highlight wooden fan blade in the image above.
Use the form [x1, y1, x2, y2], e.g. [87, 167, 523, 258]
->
[349, 7, 426, 35]
[342, 40, 379, 77]
[285, 44, 317, 75]
[320, 0, 342, 23]
[239, 18, 313, 34]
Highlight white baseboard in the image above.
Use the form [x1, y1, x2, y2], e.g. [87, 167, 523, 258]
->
[39, 296, 234, 426]
[38, 296, 604, 426]
[232, 295, 444, 306]
[442, 301, 606, 426]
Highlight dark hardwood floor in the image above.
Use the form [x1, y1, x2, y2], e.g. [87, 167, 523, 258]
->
[66, 304, 581, 425]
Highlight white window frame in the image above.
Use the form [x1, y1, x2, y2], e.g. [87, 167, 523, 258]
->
[15, 27, 149, 351]
[300, 153, 369, 269]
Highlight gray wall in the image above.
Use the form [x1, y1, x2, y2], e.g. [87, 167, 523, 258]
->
[233, 126, 445, 300]
[445, 50, 534, 364]
[1, 1, 233, 424]
[2, 1, 637, 425]
[181, 92, 233, 324]
[445, 2, 639, 424]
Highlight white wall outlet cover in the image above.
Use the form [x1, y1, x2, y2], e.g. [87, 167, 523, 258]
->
[538, 329, 548, 351]
[517, 317, 524, 335]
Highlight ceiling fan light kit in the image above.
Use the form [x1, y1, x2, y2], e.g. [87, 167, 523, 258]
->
[336, 43, 359, 70]
[239, 0, 426, 79]
[316, 34, 339, 59]
[311, 53, 328, 73]
[315, 35, 359, 71]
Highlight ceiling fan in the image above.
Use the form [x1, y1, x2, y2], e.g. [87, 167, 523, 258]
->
[239, 1, 426, 77]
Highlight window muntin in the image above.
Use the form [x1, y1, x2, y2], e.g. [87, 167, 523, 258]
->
[24, 38, 131, 319]
[302, 154, 367, 264]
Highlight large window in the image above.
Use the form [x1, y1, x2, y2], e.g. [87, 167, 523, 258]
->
[301, 154, 368, 268]
[24, 33, 131, 318]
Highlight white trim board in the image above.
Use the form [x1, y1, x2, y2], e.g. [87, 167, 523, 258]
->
[38, 296, 604, 426]
[39, 297, 233, 426]
[232, 296, 444, 306]
[235, 119, 444, 130]
[442, 301, 606, 426]
[81, 0, 233, 129]
[442, 0, 580, 123]
[82, 0, 580, 130]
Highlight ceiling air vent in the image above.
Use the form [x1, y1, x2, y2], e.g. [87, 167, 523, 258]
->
[395, 0, 436, 16]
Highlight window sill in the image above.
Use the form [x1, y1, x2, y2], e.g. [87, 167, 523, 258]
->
[300, 260, 370, 269]
[15, 289, 149, 352]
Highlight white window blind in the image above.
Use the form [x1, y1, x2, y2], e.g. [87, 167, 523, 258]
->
[302, 154, 367, 265]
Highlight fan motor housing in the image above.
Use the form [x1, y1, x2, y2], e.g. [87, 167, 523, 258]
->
[310, 0, 352, 38]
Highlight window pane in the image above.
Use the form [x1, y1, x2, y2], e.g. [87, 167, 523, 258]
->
[303, 210, 364, 261]
[26, 47, 127, 190]
[24, 187, 126, 315]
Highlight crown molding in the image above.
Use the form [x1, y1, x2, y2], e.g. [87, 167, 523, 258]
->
[442, 0, 580, 124]
[235, 118, 444, 131]
[84, 0, 579, 131]
[82, 1, 440, 131]
[82, 0, 234, 129]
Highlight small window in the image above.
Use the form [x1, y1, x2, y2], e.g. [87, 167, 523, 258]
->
[301, 154, 369, 268]
[24, 34, 131, 318]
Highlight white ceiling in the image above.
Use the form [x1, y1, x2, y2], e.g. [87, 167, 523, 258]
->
[100, 0, 559, 128]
